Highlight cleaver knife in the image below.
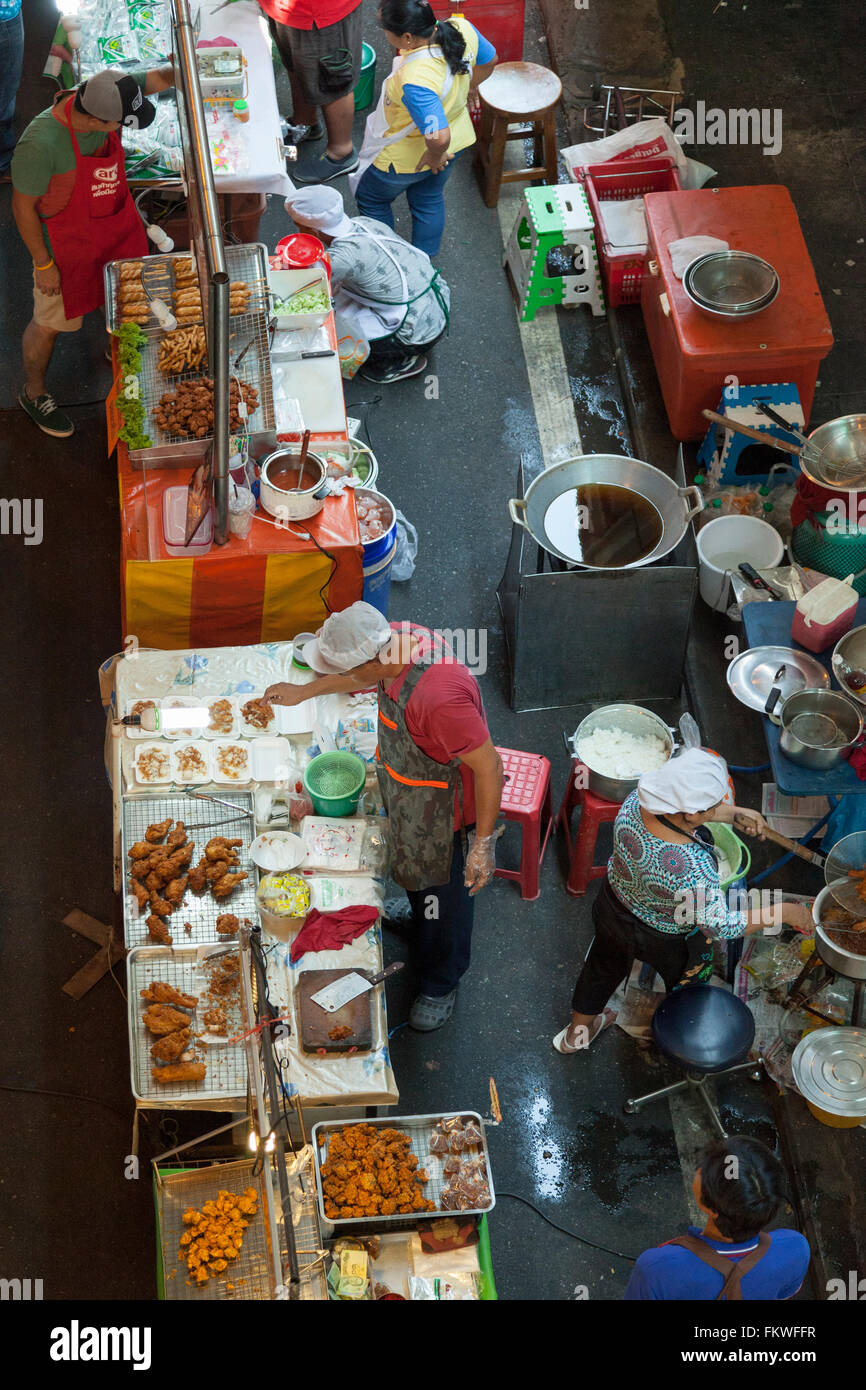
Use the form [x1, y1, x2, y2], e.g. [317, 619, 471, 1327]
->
[310, 962, 405, 1013]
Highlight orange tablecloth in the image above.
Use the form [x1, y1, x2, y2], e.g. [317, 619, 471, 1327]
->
[118, 448, 363, 649]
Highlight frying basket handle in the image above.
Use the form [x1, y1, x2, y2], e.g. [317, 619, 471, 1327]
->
[679, 484, 705, 524]
[508, 497, 529, 530]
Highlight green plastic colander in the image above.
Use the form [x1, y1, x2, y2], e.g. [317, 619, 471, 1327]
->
[303, 752, 367, 817]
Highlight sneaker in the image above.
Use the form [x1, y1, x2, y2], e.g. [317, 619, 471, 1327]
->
[409, 989, 457, 1032]
[359, 354, 428, 384]
[18, 388, 74, 438]
[292, 148, 359, 184]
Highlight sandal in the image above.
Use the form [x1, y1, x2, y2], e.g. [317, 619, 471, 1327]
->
[552, 1009, 617, 1054]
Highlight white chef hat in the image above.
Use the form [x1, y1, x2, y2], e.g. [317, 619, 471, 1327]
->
[284, 185, 353, 239]
[304, 602, 393, 675]
[637, 747, 730, 816]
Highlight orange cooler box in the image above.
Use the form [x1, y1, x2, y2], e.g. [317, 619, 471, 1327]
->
[641, 186, 834, 440]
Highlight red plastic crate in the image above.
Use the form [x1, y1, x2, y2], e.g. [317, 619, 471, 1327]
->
[430, 1, 525, 62]
[580, 157, 682, 306]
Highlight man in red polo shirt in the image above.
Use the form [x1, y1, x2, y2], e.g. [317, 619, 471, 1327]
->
[258, 0, 361, 183]
[266, 604, 503, 1031]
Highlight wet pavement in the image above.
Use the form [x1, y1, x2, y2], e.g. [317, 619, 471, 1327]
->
[0, 0, 862, 1303]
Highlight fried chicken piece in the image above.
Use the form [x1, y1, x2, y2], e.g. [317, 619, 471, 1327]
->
[155, 843, 195, 883]
[142, 1004, 191, 1035]
[150, 1027, 192, 1062]
[151, 1061, 207, 1084]
[129, 840, 156, 860]
[212, 871, 248, 899]
[149, 896, 174, 918]
[145, 871, 162, 896]
[166, 822, 188, 848]
[146, 916, 173, 945]
[130, 880, 150, 910]
[216, 913, 239, 935]
[145, 818, 173, 843]
[206, 860, 230, 883]
[187, 857, 209, 894]
[140, 981, 198, 1009]
[130, 859, 153, 883]
[164, 874, 189, 906]
[205, 838, 243, 862]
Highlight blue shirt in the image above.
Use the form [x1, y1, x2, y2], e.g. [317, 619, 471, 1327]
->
[624, 1226, 810, 1300]
[402, 24, 495, 132]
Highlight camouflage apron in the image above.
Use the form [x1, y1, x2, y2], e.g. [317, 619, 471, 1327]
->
[377, 655, 462, 891]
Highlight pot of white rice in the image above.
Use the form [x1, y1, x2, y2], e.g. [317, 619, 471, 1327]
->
[572, 704, 674, 803]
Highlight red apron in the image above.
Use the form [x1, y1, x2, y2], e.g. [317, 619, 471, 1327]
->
[48, 100, 148, 319]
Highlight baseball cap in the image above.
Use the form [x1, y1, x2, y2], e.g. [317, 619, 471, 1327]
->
[75, 70, 157, 130]
[304, 602, 392, 675]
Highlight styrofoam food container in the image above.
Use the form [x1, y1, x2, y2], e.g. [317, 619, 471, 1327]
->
[160, 696, 208, 740]
[133, 742, 173, 785]
[275, 699, 317, 736]
[269, 264, 330, 330]
[250, 830, 305, 872]
[238, 693, 278, 738]
[211, 740, 252, 785]
[170, 740, 213, 785]
[201, 695, 239, 740]
[251, 736, 294, 783]
[125, 697, 159, 739]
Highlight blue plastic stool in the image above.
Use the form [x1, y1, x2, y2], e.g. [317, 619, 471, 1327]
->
[624, 986, 759, 1139]
[697, 382, 803, 487]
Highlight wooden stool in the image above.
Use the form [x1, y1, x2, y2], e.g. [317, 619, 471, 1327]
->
[475, 61, 562, 208]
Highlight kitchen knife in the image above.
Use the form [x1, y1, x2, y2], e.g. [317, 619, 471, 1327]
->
[311, 962, 405, 1013]
[281, 349, 336, 363]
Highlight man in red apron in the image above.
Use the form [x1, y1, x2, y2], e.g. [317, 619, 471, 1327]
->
[11, 66, 173, 438]
[266, 603, 503, 1031]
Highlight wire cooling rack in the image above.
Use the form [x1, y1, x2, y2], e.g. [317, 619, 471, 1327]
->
[121, 792, 257, 947]
[156, 1159, 275, 1300]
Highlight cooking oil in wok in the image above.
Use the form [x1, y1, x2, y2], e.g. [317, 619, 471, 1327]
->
[543, 483, 663, 567]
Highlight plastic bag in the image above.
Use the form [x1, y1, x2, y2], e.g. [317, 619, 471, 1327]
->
[561, 118, 716, 191]
[391, 511, 418, 582]
[408, 1273, 478, 1300]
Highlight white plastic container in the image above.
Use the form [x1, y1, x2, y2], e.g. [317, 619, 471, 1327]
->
[169, 740, 213, 784]
[212, 740, 252, 785]
[269, 265, 331, 330]
[238, 693, 278, 737]
[791, 576, 859, 653]
[201, 696, 239, 740]
[162, 486, 213, 557]
[251, 736, 294, 783]
[133, 742, 172, 785]
[696, 514, 784, 612]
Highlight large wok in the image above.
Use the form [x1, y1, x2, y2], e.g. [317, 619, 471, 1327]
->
[507, 455, 703, 569]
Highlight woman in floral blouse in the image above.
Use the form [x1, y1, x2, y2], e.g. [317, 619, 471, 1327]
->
[553, 748, 814, 1054]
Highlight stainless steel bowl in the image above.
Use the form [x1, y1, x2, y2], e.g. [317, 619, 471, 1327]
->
[572, 704, 674, 803]
[773, 687, 863, 770]
[832, 625, 866, 707]
[807, 415, 866, 489]
[812, 887, 866, 982]
[683, 251, 780, 318]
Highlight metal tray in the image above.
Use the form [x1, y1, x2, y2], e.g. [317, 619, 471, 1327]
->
[127, 944, 249, 1107]
[726, 645, 829, 712]
[311, 1111, 495, 1229]
[105, 244, 275, 467]
[156, 1159, 274, 1300]
[121, 791, 257, 947]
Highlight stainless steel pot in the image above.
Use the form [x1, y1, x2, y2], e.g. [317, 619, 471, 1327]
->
[507, 455, 703, 569]
[571, 704, 675, 803]
[766, 686, 863, 770]
[259, 448, 328, 521]
[812, 886, 866, 981]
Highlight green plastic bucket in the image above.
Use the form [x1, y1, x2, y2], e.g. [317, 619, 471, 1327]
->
[708, 822, 751, 889]
[354, 42, 376, 110]
[304, 751, 366, 817]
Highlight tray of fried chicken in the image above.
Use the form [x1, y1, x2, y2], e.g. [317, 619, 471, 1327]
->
[122, 798, 257, 948]
[127, 946, 249, 1105]
[312, 1113, 495, 1228]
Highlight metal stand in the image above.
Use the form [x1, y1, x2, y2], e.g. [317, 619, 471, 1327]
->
[782, 953, 866, 1028]
[496, 451, 698, 711]
[625, 1061, 763, 1140]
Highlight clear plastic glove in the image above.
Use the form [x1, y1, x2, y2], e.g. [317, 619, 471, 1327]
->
[464, 831, 497, 896]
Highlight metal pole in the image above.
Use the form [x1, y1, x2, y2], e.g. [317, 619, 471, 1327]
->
[170, 0, 230, 544]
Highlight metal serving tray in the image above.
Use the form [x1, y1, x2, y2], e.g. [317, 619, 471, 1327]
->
[104, 244, 276, 467]
[311, 1111, 495, 1229]
[127, 944, 249, 1107]
[156, 1159, 273, 1300]
[121, 791, 257, 948]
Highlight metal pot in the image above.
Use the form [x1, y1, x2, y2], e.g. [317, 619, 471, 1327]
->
[571, 704, 675, 803]
[259, 448, 328, 521]
[507, 455, 703, 569]
[812, 886, 866, 981]
[766, 686, 863, 770]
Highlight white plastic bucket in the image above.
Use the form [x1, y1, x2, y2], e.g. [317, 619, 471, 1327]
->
[696, 515, 784, 611]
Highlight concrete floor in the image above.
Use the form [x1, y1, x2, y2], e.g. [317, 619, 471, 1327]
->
[0, 0, 863, 1302]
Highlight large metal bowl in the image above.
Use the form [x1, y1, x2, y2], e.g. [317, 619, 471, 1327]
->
[812, 886, 866, 981]
[572, 704, 674, 803]
[683, 251, 780, 318]
[806, 414, 866, 490]
[831, 625, 866, 707]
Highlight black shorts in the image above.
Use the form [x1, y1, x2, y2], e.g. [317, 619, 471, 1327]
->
[268, 5, 363, 107]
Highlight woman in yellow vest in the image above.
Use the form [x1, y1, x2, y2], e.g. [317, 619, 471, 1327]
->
[349, 0, 497, 257]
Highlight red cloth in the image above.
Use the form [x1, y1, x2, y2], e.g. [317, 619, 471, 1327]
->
[790, 476, 856, 533]
[844, 746, 866, 780]
[382, 623, 491, 829]
[257, 0, 361, 31]
[289, 904, 379, 962]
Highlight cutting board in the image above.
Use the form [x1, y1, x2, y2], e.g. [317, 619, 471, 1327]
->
[297, 969, 374, 1053]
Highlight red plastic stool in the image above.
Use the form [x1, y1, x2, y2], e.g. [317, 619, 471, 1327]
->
[557, 760, 620, 896]
[494, 747, 553, 900]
